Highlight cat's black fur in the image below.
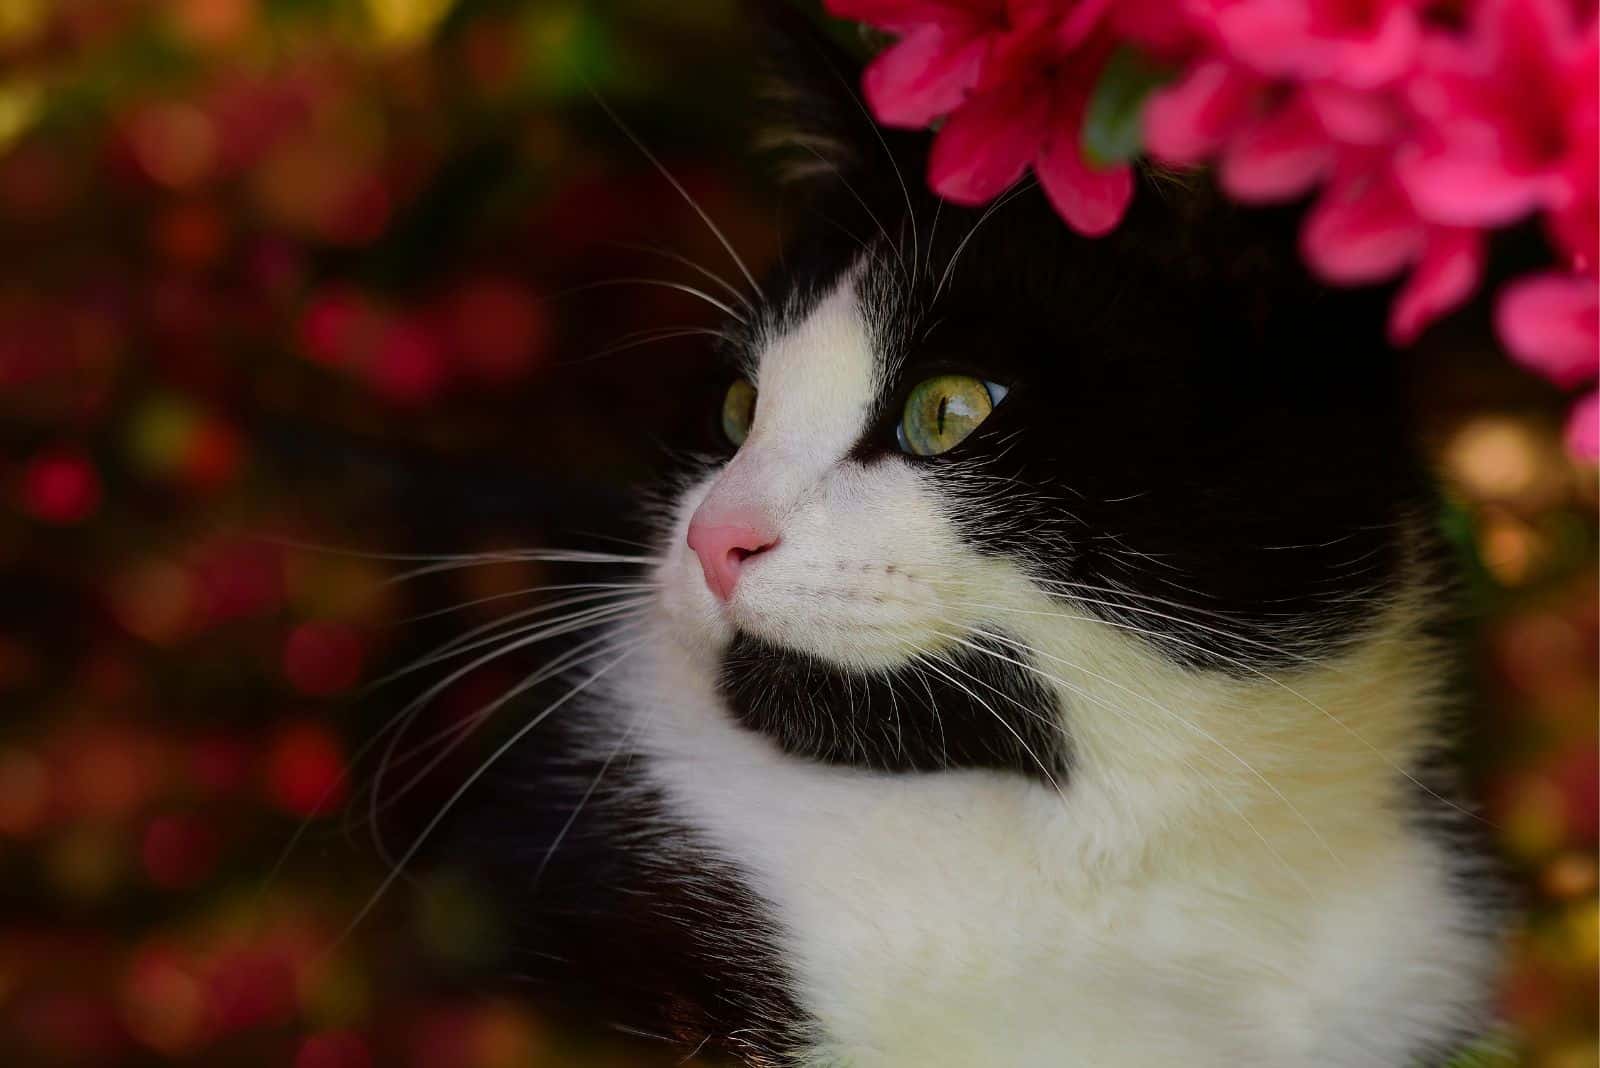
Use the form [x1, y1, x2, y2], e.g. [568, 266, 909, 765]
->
[721, 631, 1071, 780]
[456, 716, 813, 1061]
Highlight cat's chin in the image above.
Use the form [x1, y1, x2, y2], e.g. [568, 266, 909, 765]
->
[713, 629, 1071, 781]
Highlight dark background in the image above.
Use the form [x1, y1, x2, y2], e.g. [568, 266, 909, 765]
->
[0, 2, 1593, 1065]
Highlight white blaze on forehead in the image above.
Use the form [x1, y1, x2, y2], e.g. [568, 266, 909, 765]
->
[705, 276, 881, 522]
[750, 279, 876, 462]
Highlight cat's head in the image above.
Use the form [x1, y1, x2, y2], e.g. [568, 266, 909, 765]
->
[651, 8, 1435, 782]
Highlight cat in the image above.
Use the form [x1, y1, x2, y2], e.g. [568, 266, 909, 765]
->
[438, 9, 1505, 1066]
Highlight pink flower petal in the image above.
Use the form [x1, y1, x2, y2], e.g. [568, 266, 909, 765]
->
[1110, 0, 1197, 59]
[1006, 0, 1058, 30]
[1304, 82, 1402, 146]
[1144, 59, 1262, 165]
[1394, 142, 1559, 226]
[1495, 271, 1600, 388]
[1550, 186, 1599, 274]
[1036, 104, 1133, 236]
[1566, 390, 1599, 460]
[1219, 94, 1336, 203]
[863, 24, 992, 128]
[1196, 0, 1312, 78]
[1552, 32, 1599, 270]
[1056, 0, 1113, 49]
[1480, 0, 1581, 81]
[1324, 5, 1420, 89]
[928, 86, 1050, 204]
[1301, 162, 1426, 283]
[1388, 227, 1483, 345]
[1397, 0, 1589, 226]
[1191, 0, 1420, 86]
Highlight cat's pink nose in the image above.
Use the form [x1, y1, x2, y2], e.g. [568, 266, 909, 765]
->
[686, 515, 777, 602]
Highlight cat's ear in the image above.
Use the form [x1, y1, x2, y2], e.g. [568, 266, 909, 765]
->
[748, 2, 877, 185]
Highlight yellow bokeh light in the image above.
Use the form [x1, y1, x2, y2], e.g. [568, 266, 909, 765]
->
[1447, 416, 1557, 505]
[0, 79, 42, 156]
[363, 0, 457, 49]
[0, 0, 49, 48]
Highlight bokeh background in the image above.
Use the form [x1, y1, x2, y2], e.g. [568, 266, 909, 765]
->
[0, 1, 1593, 1066]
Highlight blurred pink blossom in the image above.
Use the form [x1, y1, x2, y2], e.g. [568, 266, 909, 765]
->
[831, 0, 1134, 235]
[1186, 0, 1426, 88]
[1397, 0, 1598, 231]
[827, 0, 1028, 128]
[928, 27, 1133, 234]
[1496, 271, 1600, 388]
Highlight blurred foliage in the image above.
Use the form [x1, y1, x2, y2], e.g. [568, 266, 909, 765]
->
[0, 2, 1593, 1067]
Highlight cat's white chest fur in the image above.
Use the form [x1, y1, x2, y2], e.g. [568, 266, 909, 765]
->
[613, 607, 1496, 1068]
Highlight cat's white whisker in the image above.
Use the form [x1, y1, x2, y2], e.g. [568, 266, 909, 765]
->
[567, 326, 739, 366]
[256, 594, 648, 902]
[257, 536, 658, 568]
[604, 240, 755, 314]
[561, 277, 748, 323]
[903, 644, 1066, 801]
[933, 179, 1034, 299]
[396, 580, 658, 627]
[367, 623, 647, 868]
[370, 593, 652, 689]
[792, 143, 909, 286]
[383, 549, 660, 585]
[356, 600, 652, 861]
[332, 636, 646, 954]
[587, 90, 765, 301]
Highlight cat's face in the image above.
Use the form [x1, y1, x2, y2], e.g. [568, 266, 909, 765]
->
[651, 23, 1430, 782]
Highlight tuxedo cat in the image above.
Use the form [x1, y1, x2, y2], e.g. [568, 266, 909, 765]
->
[440, 10, 1503, 1066]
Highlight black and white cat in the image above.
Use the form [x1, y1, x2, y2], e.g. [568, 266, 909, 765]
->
[445, 10, 1504, 1066]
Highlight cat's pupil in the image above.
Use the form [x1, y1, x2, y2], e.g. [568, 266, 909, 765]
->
[936, 395, 948, 435]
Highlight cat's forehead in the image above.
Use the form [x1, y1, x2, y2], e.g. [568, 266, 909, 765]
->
[745, 272, 881, 450]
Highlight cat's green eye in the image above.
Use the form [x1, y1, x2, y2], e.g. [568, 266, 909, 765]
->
[722, 379, 757, 446]
[898, 374, 1006, 456]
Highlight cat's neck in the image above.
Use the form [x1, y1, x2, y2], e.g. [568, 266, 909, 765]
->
[1042, 595, 1443, 883]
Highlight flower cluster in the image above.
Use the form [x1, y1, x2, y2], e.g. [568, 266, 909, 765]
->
[829, 0, 1600, 456]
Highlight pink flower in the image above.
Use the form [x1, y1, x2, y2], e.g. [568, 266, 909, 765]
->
[1495, 271, 1600, 388]
[1144, 58, 1267, 163]
[1218, 89, 1338, 201]
[1147, 0, 1428, 177]
[1388, 228, 1484, 345]
[1107, 0, 1199, 60]
[1186, 0, 1426, 89]
[827, 0, 1045, 128]
[1300, 149, 1485, 343]
[1396, 0, 1599, 230]
[1303, 80, 1405, 145]
[1149, 75, 1347, 206]
[1145, 72, 1351, 204]
[1301, 155, 1426, 284]
[928, 25, 1134, 235]
[1548, 30, 1599, 272]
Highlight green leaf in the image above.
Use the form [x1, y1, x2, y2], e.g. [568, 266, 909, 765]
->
[1081, 46, 1174, 169]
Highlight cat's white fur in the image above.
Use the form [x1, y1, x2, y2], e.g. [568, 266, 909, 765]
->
[607, 275, 1498, 1066]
